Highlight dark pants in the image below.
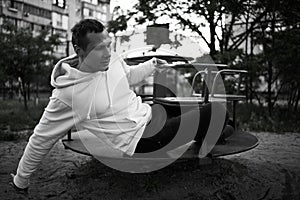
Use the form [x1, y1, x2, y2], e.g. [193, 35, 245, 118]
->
[135, 102, 227, 153]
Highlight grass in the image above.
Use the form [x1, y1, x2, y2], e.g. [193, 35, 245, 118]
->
[234, 102, 300, 133]
[0, 99, 299, 141]
[0, 99, 48, 140]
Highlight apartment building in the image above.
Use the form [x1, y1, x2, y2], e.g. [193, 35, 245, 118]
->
[0, 0, 52, 33]
[0, 0, 111, 57]
[67, 0, 111, 55]
[52, 0, 69, 57]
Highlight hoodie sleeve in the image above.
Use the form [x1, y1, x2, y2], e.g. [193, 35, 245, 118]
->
[14, 97, 78, 189]
[121, 57, 157, 86]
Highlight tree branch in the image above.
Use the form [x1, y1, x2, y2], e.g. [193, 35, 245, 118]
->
[271, 81, 285, 108]
[229, 10, 268, 51]
[224, 13, 237, 50]
[163, 2, 211, 48]
[176, 15, 211, 47]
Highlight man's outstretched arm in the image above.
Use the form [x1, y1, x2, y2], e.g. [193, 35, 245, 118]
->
[12, 97, 77, 189]
[121, 57, 168, 86]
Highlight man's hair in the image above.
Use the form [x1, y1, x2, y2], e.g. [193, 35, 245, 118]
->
[71, 19, 105, 51]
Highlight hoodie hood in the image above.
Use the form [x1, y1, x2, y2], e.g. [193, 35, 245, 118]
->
[50, 54, 97, 89]
[51, 41, 112, 89]
[50, 46, 114, 120]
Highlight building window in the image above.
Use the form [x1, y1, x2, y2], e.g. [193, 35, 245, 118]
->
[31, 23, 34, 31]
[8, 0, 21, 12]
[53, 0, 66, 9]
[82, 0, 97, 5]
[102, 14, 106, 21]
[57, 14, 63, 27]
[83, 8, 94, 17]
[96, 12, 106, 22]
[52, 13, 68, 30]
[10, 0, 15, 8]
[23, 4, 51, 19]
[83, 8, 89, 16]
[90, 9, 94, 17]
[57, 0, 65, 8]
[96, 11, 101, 20]
[98, 0, 109, 5]
[89, 9, 94, 17]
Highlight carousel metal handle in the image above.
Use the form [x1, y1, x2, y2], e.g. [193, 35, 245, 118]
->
[211, 69, 248, 97]
[191, 69, 207, 96]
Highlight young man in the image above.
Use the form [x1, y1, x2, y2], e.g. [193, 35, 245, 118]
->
[11, 19, 230, 192]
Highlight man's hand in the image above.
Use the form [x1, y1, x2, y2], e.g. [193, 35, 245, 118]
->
[153, 58, 170, 72]
[9, 173, 28, 194]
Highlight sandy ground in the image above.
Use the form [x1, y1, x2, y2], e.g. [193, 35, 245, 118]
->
[0, 132, 299, 200]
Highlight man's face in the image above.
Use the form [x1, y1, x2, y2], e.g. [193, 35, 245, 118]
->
[74, 30, 112, 65]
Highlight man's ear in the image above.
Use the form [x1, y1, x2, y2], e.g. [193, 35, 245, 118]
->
[73, 45, 81, 55]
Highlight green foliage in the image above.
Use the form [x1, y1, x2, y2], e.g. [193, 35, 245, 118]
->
[108, 0, 253, 57]
[107, 6, 128, 34]
[236, 103, 300, 133]
[214, 49, 244, 65]
[0, 21, 61, 109]
[272, 29, 300, 84]
[250, 8, 300, 111]
[108, 0, 300, 112]
[0, 100, 47, 132]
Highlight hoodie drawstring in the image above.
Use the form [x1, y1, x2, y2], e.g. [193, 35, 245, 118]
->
[106, 71, 113, 108]
[86, 71, 112, 120]
[86, 75, 100, 120]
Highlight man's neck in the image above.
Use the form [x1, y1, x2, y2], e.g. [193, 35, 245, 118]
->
[77, 56, 83, 69]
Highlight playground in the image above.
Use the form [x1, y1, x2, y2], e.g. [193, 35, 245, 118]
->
[1, 131, 299, 199]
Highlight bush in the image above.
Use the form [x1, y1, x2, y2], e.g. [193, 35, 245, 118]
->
[234, 103, 300, 133]
[0, 99, 298, 141]
[0, 100, 47, 135]
[0, 130, 20, 141]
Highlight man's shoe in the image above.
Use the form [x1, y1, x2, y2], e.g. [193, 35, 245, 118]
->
[9, 173, 28, 195]
[9, 181, 28, 195]
[217, 125, 235, 144]
[222, 125, 235, 139]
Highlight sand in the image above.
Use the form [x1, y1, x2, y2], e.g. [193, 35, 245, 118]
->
[0, 132, 299, 200]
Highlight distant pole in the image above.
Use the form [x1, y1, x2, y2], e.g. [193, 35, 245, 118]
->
[245, 1, 250, 103]
[66, 32, 69, 57]
[250, 23, 254, 104]
[66, 40, 69, 57]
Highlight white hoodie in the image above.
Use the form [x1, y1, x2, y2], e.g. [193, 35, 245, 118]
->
[14, 47, 158, 189]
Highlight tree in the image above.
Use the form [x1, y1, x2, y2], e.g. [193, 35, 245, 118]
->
[108, 0, 300, 113]
[108, 0, 272, 58]
[250, 0, 300, 113]
[0, 21, 61, 109]
[107, 6, 129, 52]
